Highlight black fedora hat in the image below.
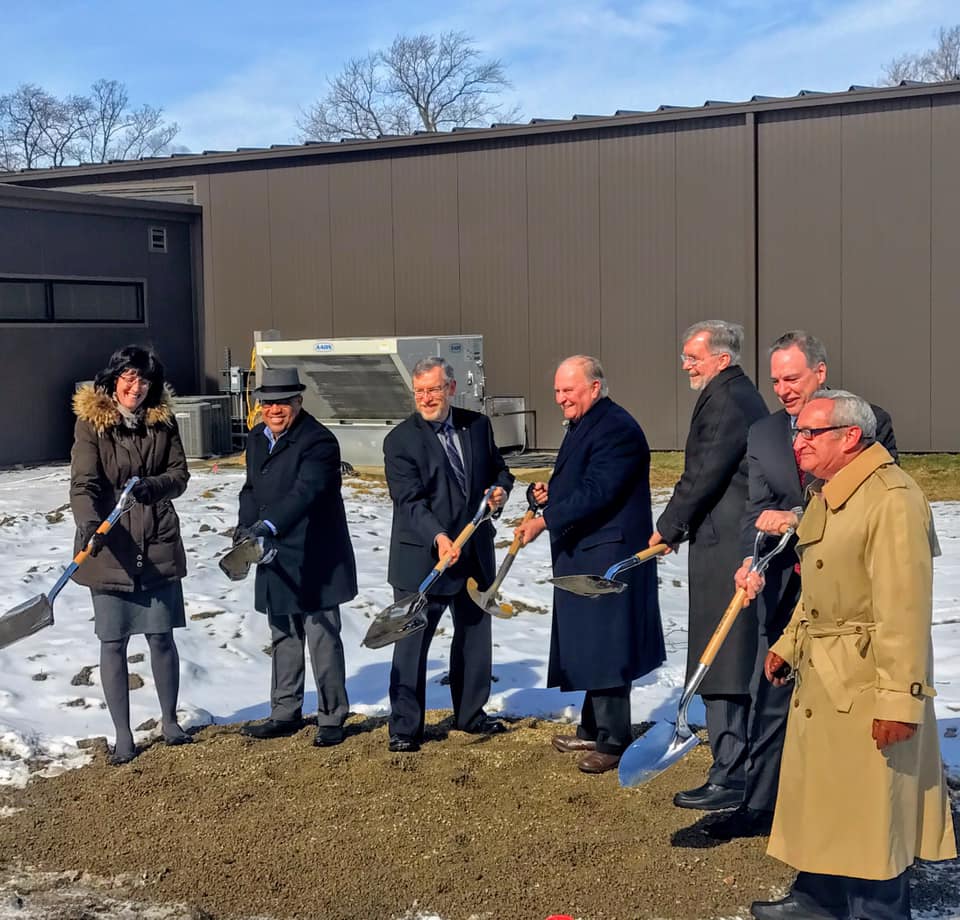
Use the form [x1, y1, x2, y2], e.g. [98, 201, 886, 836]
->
[253, 367, 306, 401]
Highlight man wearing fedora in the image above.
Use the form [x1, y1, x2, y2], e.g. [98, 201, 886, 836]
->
[236, 367, 358, 746]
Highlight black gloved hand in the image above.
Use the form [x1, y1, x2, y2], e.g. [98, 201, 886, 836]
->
[81, 527, 106, 557]
[234, 520, 273, 545]
[129, 480, 153, 504]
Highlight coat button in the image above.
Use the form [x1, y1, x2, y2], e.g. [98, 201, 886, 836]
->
[136, 561, 143, 568]
[794, 698, 800, 708]
[805, 708, 812, 718]
[815, 559, 823, 569]
[855, 626, 863, 634]
[810, 609, 819, 619]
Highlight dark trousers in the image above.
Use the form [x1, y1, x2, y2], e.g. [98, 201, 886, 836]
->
[575, 685, 632, 755]
[267, 606, 348, 726]
[703, 693, 750, 789]
[792, 869, 911, 920]
[744, 570, 801, 811]
[389, 586, 491, 741]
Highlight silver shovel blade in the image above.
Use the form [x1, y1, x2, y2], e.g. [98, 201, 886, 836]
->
[549, 574, 627, 597]
[219, 538, 272, 582]
[362, 594, 429, 649]
[617, 720, 700, 788]
[0, 595, 55, 650]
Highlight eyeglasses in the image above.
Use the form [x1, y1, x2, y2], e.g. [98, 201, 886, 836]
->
[261, 397, 298, 407]
[792, 425, 849, 440]
[413, 384, 448, 400]
[680, 353, 716, 366]
[118, 370, 150, 388]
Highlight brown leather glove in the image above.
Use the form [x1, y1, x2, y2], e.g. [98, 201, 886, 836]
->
[872, 719, 917, 751]
[764, 650, 791, 685]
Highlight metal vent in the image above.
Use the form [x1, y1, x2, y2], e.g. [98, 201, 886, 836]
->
[148, 226, 167, 253]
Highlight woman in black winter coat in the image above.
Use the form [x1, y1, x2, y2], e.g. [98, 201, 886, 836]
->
[70, 345, 191, 764]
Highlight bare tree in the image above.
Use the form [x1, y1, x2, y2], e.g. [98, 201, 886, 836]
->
[79, 79, 179, 163]
[299, 31, 519, 141]
[882, 25, 960, 83]
[0, 79, 179, 171]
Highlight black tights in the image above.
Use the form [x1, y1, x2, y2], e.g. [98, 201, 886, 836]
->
[99, 632, 187, 757]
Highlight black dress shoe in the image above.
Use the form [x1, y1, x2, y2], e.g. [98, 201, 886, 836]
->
[552, 734, 597, 753]
[108, 749, 138, 766]
[751, 894, 841, 920]
[673, 781, 743, 811]
[705, 805, 774, 839]
[388, 735, 420, 753]
[240, 718, 303, 740]
[313, 726, 344, 747]
[462, 717, 507, 735]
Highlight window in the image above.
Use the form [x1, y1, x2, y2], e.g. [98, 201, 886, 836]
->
[0, 277, 144, 323]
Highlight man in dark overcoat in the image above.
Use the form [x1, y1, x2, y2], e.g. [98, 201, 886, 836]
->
[516, 356, 664, 774]
[383, 356, 514, 753]
[236, 367, 358, 747]
[708, 330, 898, 840]
[650, 321, 768, 810]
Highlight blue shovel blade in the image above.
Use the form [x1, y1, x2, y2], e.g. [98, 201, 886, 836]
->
[618, 720, 700, 788]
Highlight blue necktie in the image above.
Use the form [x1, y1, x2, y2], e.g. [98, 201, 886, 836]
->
[440, 422, 467, 495]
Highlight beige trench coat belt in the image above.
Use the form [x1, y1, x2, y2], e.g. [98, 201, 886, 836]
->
[796, 619, 936, 714]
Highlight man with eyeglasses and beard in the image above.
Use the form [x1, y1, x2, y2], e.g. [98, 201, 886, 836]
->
[383, 357, 514, 753]
[236, 367, 357, 748]
[742, 391, 954, 920]
[650, 320, 769, 812]
[708, 331, 898, 841]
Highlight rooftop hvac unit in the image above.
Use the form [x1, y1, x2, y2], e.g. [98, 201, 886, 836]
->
[255, 334, 522, 466]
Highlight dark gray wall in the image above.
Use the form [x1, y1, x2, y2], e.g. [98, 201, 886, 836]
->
[7, 85, 960, 450]
[0, 190, 199, 466]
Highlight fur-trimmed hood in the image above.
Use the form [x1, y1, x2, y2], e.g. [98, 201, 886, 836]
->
[72, 384, 176, 435]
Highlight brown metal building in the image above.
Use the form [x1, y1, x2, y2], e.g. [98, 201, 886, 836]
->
[2, 80, 958, 451]
[0, 185, 201, 466]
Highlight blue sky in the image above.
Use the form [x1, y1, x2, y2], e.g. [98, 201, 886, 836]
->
[1, 0, 956, 152]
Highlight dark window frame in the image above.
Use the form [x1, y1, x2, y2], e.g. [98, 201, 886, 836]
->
[0, 276, 146, 324]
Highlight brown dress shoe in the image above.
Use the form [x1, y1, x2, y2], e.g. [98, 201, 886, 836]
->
[552, 734, 597, 753]
[577, 751, 621, 774]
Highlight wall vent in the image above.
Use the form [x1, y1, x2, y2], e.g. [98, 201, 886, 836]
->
[148, 226, 167, 253]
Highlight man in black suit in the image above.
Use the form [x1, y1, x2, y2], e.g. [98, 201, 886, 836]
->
[708, 330, 898, 839]
[383, 357, 514, 753]
[515, 356, 664, 775]
[651, 320, 769, 812]
[236, 367, 358, 747]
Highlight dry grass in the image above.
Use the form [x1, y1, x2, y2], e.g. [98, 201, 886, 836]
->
[900, 454, 960, 502]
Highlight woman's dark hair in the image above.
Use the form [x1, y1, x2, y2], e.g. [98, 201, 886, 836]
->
[94, 345, 166, 409]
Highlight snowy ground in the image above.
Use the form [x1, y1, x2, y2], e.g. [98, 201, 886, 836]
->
[0, 463, 959, 919]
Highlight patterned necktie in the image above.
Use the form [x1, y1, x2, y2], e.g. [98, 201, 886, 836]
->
[440, 422, 467, 495]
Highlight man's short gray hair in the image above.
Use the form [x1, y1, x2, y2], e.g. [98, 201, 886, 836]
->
[412, 356, 455, 382]
[770, 330, 828, 368]
[561, 355, 609, 397]
[812, 388, 877, 441]
[682, 320, 743, 366]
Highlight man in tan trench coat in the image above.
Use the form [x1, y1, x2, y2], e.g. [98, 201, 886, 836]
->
[742, 390, 955, 920]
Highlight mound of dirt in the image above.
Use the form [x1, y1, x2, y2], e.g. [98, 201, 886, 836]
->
[0, 712, 947, 920]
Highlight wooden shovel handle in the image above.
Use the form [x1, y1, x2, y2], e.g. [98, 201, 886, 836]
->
[507, 508, 536, 556]
[699, 588, 748, 666]
[432, 520, 480, 573]
[634, 544, 670, 563]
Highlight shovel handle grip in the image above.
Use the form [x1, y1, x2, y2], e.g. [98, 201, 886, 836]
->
[73, 517, 116, 566]
[699, 588, 748, 666]
[431, 521, 479, 575]
[507, 508, 536, 556]
[635, 544, 670, 563]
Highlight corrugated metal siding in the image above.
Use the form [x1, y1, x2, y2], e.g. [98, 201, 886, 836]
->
[756, 109, 843, 404]
[526, 135, 601, 447]
[268, 166, 333, 340]
[598, 124, 678, 448]
[329, 159, 396, 336]
[205, 171, 272, 383]
[457, 143, 530, 402]
[931, 97, 960, 452]
[841, 99, 931, 450]
[392, 151, 461, 336]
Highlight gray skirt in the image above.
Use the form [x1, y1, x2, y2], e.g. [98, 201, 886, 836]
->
[91, 580, 186, 641]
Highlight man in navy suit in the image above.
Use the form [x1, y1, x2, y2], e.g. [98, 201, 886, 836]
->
[516, 355, 664, 774]
[708, 330, 898, 840]
[383, 357, 514, 753]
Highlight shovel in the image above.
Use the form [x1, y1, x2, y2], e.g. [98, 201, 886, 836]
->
[550, 544, 671, 597]
[466, 486, 546, 619]
[618, 527, 796, 788]
[362, 490, 498, 649]
[0, 477, 140, 650]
